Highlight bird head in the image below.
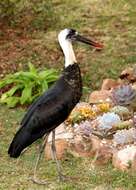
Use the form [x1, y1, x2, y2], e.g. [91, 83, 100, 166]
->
[58, 28, 103, 49]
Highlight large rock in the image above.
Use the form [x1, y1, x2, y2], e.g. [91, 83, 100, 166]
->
[70, 135, 113, 165]
[47, 124, 73, 143]
[112, 145, 136, 171]
[120, 66, 136, 83]
[131, 153, 136, 171]
[92, 138, 113, 165]
[101, 79, 121, 90]
[89, 90, 112, 104]
[69, 135, 98, 157]
[45, 139, 69, 160]
[44, 124, 73, 160]
[44, 125, 113, 164]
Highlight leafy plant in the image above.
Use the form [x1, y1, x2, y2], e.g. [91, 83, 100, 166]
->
[0, 62, 58, 107]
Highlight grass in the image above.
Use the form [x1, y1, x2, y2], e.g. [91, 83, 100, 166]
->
[0, 0, 136, 189]
[0, 104, 136, 190]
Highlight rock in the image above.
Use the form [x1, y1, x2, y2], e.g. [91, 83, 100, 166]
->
[120, 66, 136, 83]
[45, 139, 69, 160]
[101, 79, 121, 90]
[74, 102, 91, 109]
[44, 126, 113, 164]
[131, 153, 136, 171]
[91, 135, 101, 152]
[89, 90, 112, 104]
[69, 135, 102, 158]
[45, 134, 101, 159]
[92, 139, 113, 165]
[70, 134, 113, 165]
[47, 124, 73, 143]
[69, 135, 94, 157]
[112, 145, 136, 171]
[44, 124, 74, 160]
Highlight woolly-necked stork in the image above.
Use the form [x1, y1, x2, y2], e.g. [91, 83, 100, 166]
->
[8, 28, 103, 184]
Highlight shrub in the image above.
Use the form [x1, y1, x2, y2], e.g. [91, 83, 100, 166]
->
[0, 62, 58, 107]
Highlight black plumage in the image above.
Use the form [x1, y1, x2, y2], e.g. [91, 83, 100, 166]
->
[8, 63, 82, 158]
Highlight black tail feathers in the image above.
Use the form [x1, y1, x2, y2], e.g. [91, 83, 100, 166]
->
[8, 129, 29, 158]
[8, 126, 45, 158]
[8, 140, 22, 158]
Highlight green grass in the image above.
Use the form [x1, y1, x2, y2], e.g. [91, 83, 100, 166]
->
[0, 106, 136, 190]
[0, 0, 136, 189]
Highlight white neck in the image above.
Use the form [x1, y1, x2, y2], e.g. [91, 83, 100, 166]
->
[58, 31, 77, 68]
[62, 40, 77, 67]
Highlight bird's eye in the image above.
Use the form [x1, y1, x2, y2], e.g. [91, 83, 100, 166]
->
[66, 29, 76, 39]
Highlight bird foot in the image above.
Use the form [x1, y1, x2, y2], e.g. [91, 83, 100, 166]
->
[30, 176, 50, 185]
[30, 175, 79, 184]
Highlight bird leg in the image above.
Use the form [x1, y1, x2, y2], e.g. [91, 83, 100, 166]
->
[31, 133, 50, 185]
[51, 130, 66, 181]
[51, 130, 79, 182]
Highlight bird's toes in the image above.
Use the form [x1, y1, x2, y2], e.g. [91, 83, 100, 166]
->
[30, 176, 50, 185]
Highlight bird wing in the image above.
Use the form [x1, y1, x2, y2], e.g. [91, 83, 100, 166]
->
[20, 91, 50, 127]
[20, 78, 73, 132]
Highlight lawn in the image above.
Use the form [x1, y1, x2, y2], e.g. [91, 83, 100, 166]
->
[0, 0, 136, 189]
[0, 105, 136, 190]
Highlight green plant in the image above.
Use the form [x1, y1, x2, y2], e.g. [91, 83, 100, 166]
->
[0, 62, 58, 107]
[111, 85, 136, 106]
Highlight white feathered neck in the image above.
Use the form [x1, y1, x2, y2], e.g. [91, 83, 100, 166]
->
[58, 29, 77, 68]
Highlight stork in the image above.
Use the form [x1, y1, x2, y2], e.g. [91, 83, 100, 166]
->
[8, 28, 103, 184]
